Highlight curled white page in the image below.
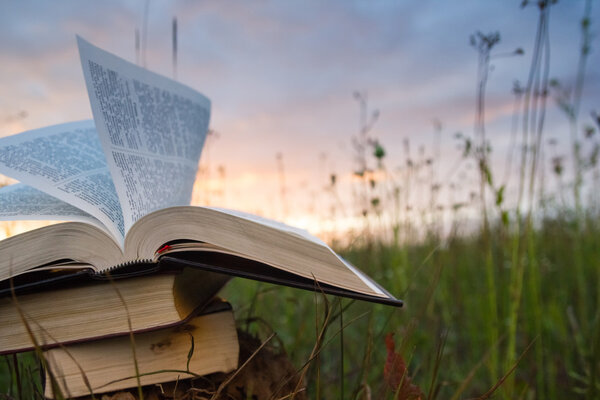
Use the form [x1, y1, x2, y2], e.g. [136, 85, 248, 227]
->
[0, 121, 124, 243]
[77, 36, 211, 233]
[0, 183, 108, 234]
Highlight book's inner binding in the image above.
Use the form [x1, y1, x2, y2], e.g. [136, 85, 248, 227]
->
[99, 258, 155, 275]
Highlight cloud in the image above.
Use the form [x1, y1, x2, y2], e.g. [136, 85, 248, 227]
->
[1, 0, 598, 230]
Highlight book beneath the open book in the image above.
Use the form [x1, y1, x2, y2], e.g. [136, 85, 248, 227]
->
[43, 302, 239, 399]
[0, 37, 401, 308]
[0, 268, 229, 354]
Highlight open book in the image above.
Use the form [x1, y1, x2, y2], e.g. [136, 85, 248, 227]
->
[0, 37, 401, 307]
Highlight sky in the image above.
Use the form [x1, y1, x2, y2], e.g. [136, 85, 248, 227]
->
[0, 0, 598, 239]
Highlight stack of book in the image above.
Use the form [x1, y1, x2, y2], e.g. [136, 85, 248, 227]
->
[2, 283, 239, 397]
[0, 38, 401, 398]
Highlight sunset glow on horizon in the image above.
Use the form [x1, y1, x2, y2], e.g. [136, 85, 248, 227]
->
[1, 1, 598, 241]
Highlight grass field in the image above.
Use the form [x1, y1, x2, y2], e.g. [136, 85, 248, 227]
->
[219, 212, 600, 399]
[4, 215, 597, 399]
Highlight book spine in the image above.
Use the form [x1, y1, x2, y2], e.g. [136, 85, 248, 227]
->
[94, 259, 156, 279]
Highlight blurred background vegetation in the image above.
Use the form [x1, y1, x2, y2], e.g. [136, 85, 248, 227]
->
[223, 1, 600, 398]
[1, 0, 599, 399]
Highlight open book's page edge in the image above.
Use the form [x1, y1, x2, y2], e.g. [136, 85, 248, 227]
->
[206, 206, 386, 296]
[336, 256, 386, 296]
[207, 207, 324, 245]
[125, 205, 396, 299]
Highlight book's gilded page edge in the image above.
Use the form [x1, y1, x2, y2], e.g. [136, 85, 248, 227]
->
[336, 256, 385, 296]
[177, 206, 389, 297]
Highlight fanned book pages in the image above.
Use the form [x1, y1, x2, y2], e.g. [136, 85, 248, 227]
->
[0, 37, 402, 309]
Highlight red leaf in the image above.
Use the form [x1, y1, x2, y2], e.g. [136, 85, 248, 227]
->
[383, 333, 424, 400]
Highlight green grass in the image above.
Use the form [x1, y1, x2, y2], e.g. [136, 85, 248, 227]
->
[220, 214, 600, 399]
[2, 215, 598, 399]
[0, 353, 44, 399]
